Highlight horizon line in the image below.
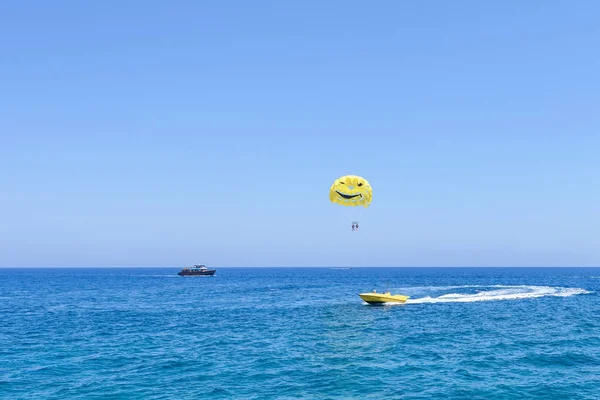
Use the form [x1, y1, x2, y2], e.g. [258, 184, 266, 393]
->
[1, 265, 600, 269]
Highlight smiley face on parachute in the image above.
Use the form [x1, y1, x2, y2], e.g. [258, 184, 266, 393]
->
[329, 175, 372, 208]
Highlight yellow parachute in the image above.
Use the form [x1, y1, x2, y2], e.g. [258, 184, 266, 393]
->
[329, 175, 372, 208]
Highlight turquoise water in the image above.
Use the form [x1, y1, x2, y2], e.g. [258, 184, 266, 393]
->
[1, 267, 599, 399]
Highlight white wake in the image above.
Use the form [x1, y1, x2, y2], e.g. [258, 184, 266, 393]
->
[405, 285, 591, 304]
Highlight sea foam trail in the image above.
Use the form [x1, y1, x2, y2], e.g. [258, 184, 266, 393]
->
[405, 285, 591, 304]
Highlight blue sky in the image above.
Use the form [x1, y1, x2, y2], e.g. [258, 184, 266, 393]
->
[1, 1, 599, 267]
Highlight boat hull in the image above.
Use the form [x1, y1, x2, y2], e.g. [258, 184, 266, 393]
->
[359, 293, 409, 305]
[178, 270, 216, 276]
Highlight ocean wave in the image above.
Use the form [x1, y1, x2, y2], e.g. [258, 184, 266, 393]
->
[405, 285, 591, 304]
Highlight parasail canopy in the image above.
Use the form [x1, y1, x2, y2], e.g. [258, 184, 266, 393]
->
[329, 175, 372, 208]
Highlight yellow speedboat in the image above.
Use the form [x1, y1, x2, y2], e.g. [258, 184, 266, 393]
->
[359, 290, 410, 305]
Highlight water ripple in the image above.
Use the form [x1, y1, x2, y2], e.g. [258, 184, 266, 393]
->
[1, 267, 600, 399]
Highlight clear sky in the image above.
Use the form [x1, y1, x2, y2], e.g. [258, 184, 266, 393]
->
[1, 1, 599, 267]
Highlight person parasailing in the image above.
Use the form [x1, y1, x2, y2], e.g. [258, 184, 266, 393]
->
[329, 175, 372, 230]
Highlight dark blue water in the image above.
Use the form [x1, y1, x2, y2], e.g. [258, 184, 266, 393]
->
[1, 267, 599, 399]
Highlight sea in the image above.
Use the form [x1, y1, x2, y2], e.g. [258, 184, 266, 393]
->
[1, 267, 599, 399]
